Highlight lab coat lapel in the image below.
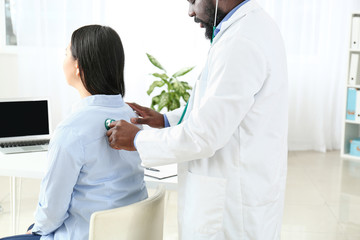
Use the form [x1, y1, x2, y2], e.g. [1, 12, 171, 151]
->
[211, 0, 260, 45]
[186, 0, 260, 115]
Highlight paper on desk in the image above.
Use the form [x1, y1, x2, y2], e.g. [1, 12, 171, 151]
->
[144, 164, 177, 180]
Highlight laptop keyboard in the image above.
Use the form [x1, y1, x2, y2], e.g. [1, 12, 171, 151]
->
[0, 139, 50, 148]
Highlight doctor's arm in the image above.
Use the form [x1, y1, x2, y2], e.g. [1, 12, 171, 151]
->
[31, 128, 83, 235]
[107, 103, 186, 151]
[107, 37, 267, 166]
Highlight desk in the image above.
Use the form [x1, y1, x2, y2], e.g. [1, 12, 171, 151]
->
[0, 152, 48, 234]
[0, 151, 177, 234]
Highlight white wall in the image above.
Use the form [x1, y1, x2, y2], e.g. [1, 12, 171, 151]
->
[0, 53, 18, 98]
[11, 0, 210, 129]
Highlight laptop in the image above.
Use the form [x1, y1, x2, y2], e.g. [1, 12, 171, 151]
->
[0, 98, 51, 154]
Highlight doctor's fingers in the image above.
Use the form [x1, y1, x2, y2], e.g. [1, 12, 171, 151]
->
[130, 117, 150, 125]
[109, 136, 122, 150]
[108, 132, 136, 151]
[108, 120, 121, 129]
[107, 129, 123, 150]
[127, 102, 147, 116]
[127, 102, 144, 112]
[106, 122, 122, 147]
[106, 130, 117, 149]
[106, 127, 113, 137]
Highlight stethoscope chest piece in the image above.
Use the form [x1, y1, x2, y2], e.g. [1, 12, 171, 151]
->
[104, 118, 115, 130]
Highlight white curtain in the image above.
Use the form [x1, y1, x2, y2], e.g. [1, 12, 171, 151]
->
[16, 0, 108, 130]
[15, 0, 360, 151]
[257, 0, 360, 151]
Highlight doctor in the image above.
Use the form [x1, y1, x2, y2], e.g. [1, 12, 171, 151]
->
[107, 0, 288, 239]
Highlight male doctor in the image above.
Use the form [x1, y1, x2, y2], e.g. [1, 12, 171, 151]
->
[107, 0, 288, 239]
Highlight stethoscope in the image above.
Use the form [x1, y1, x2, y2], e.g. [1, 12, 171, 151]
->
[178, 0, 219, 124]
[105, 118, 115, 130]
[211, 0, 219, 44]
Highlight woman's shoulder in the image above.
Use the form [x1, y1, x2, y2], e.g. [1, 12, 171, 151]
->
[52, 108, 95, 143]
[54, 104, 134, 144]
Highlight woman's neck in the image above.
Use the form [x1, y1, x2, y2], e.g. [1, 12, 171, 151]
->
[75, 83, 92, 99]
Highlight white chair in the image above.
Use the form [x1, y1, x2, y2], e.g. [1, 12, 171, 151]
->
[88, 185, 166, 240]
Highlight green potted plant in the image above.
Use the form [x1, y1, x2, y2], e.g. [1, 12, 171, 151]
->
[146, 53, 194, 112]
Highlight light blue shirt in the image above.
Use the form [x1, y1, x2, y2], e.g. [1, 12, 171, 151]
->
[32, 95, 148, 240]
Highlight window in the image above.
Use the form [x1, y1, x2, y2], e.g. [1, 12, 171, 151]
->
[4, 0, 17, 45]
[1, 0, 17, 53]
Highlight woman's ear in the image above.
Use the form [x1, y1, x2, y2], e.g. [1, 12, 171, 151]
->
[75, 62, 80, 77]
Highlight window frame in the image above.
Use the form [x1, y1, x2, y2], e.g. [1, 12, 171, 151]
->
[0, 0, 17, 54]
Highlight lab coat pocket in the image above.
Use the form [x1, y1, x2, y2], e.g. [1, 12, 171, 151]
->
[182, 171, 227, 239]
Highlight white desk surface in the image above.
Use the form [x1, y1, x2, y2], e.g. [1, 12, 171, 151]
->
[0, 151, 177, 190]
[0, 151, 47, 179]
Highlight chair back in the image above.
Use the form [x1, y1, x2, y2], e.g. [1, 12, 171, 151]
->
[89, 185, 166, 240]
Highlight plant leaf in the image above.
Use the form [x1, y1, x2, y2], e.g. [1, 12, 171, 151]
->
[172, 66, 195, 78]
[158, 91, 169, 112]
[170, 97, 180, 111]
[173, 92, 181, 100]
[172, 80, 186, 95]
[168, 77, 174, 84]
[181, 81, 193, 90]
[150, 95, 161, 110]
[147, 80, 165, 95]
[182, 92, 190, 102]
[152, 73, 169, 82]
[146, 53, 166, 72]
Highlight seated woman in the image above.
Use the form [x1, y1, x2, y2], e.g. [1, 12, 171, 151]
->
[1, 25, 148, 240]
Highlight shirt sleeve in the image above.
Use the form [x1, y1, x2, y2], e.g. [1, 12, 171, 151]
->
[163, 114, 171, 128]
[32, 127, 84, 235]
[136, 37, 267, 166]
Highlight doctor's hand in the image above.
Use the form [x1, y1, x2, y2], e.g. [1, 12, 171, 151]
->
[127, 102, 164, 128]
[106, 120, 140, 151]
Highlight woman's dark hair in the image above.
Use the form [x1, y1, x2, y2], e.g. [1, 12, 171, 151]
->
[70, 25, 125, 96]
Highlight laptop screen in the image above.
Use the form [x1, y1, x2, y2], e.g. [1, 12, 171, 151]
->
[0, 100, 50, 138]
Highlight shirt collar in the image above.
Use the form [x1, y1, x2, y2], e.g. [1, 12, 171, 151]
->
[213, 0, 251, 38]
[72, 94, 124, 112]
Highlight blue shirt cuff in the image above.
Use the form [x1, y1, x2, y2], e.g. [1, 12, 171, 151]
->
[134, 130, 142, 150]
[164, 114, 170, 128]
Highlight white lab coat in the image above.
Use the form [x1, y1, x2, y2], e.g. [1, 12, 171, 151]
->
[136, 1, 288, 239]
